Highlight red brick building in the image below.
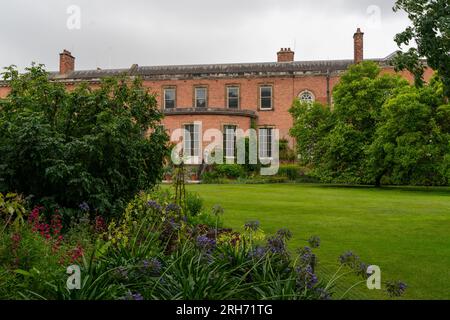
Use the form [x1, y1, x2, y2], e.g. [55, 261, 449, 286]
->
[0, 29, 433, 162]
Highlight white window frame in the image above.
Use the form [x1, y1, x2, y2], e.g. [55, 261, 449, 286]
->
[184, 124, 201, 163]
[195, 87, 207, 108]
[164, 88, 176, 109]
[259, 128, 273, 159]
[298, 90, 315, 104]
[227, 86, 240, 109]
[223, 125, 237, 159]
[260, 86, 273, 110]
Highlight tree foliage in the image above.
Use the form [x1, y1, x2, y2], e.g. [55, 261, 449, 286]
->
[393, 0, 450, 97]
[0, 64, 168, 216]
[289, 101, 333, 168]
[290, 61, 450, 186]
[368, 77, 450, 186]
[290, 62, 408, 184]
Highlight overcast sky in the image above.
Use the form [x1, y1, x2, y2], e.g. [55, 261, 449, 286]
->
[0, 0, 411, 71]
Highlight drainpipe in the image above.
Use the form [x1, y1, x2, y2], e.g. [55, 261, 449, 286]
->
[326, 69, 331, 106]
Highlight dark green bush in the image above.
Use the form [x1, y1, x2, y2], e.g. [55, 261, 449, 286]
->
[0, 65, 168, 217]
[200, 171, 223, 184]
[279, 139, 297, 162]
[216, 164, 246, 179]
[278, 164, 302, 181]
[186, 192, 203, 216]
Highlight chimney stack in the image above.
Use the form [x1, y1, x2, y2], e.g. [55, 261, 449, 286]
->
[353, 28, 364, 64]
[277, 48, 295, 63]
[59, 49, 75, 74]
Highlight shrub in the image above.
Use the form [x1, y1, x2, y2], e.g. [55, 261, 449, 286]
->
[186, 192, 203, 216]
[0, 192, 27, 229]
[278, 164, 302, 181]
[200, 171, 222, 184]
[215, 164, 246, 179]
[0, 64, 169, 217]
[279, 139, 297, 162]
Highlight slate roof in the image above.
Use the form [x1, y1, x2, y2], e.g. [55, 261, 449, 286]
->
[0, 53, 397, 86]
[47, 55, 395, 82]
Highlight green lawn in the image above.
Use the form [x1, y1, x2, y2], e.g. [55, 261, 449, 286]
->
[186, 183, 450, 300]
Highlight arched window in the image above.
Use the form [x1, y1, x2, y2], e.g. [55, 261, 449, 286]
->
[298, 90, 315, 104]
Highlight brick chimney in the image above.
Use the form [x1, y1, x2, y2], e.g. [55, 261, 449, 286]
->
[59, 50, 75, 74]
[277, 48, 295, 63]
[353, 28, 364, 64]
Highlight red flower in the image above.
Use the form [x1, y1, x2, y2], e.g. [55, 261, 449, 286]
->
[94, 216, 106, 233]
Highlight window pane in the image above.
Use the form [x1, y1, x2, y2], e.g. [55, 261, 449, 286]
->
[228, 87, 238, 98]
[227, 87, 239, 109]
[193, 124, 200, 157]
[196, 88, 206, 99]
[261, 87, 272, 98]
[261, 97, 272, 109]
[165, 89, 175, 100]
[164, 89, 175, 109]
[184, 124, 200, 157]
[165, 100, 175, 109]
[259, 128, 273, 158]
[259, 129, 266, 158]
[195, 88, 207, 108]
[228, 98, 238, 109]
[196, 99, 206, 108]
[184, 125, 193, 156]
[223, 125, 237, 158]
[260, 87, 272, 109]
[299, 91, 314, 104]
[266, 128, 272, 158]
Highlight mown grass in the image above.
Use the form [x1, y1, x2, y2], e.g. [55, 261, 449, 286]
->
[186, 183, 450, 300]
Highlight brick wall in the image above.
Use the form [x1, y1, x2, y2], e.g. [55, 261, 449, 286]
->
[0, 65, 435, 152]
[144, 74, 336, 147]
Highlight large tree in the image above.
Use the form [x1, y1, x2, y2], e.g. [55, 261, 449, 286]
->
[321, 62, 408, 183]
[0, 64, 168, 216]
[393, 0, 450, 98]
[368, 76, 450, 186]
[289, 101, 333, 168]
[290, 62, 409, 184]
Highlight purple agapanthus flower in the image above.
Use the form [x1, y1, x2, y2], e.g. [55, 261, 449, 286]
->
[315, 288, 332, 300]
[298, 247, 317, 269]
[196, 235, 216, 253]
[308, 236, 321, 249]
[115, 266, 129, 280]
[142, 258, 163, 276]
[296, 265, 318, 290]
[212, 204, 224, 216]
[131, 293, 144, 301]
[165, 203, 181, 215]
[267, 235, 286, 255]
[248, 246, 267, 260]
[276, 228, 293, 241]
[357, 262, 369, 278]
[339, 251, 360, 268]
[244, 221, 260, 232]
[121, 291, 144, 301]
[168, 218, 181, 230]
[386, 281, 408, 297]
[79, 202, 90, 212]
[147, 200, 162, 212]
